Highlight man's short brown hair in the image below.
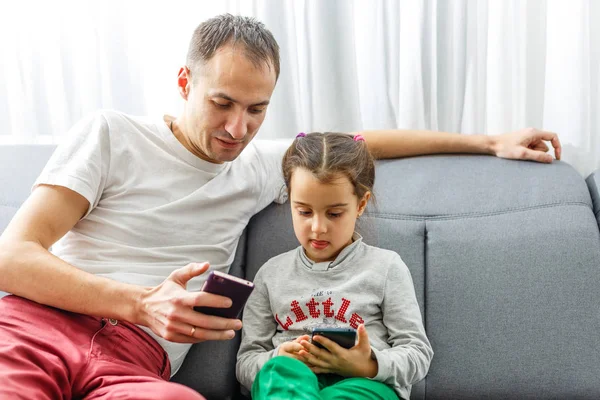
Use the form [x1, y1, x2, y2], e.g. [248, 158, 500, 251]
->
[186, 14, 280, 80]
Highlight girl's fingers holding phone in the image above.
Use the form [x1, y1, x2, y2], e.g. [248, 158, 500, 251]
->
[310, 366, 333, 374]
[298, 349, 309, 357]
[279, 341, 309, 359]
[354, 325, 373, 356]
[301, 350, 332, 369]
[311, 335, 341, 355]
[294, 334, 311, 344]
[281, 341, 303, 353]
[301, 339, 335, 362]
[299, 339, 320, 353]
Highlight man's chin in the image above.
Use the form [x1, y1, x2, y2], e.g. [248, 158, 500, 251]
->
[210, 149, 244, 163]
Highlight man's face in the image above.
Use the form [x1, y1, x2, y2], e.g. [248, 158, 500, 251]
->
[180, 46, 277, 163]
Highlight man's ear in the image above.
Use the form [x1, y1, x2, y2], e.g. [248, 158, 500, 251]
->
[357, 191, 371, 217]
[177, 66, 191, 100]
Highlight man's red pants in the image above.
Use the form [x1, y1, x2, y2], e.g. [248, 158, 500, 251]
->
[0, 295, 205, 399]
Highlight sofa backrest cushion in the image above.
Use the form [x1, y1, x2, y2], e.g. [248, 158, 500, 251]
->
[245, 155, 600, 399]
[0, 145, 56, 232]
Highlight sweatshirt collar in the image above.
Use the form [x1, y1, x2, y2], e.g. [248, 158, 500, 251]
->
[299, 233, 363, 271]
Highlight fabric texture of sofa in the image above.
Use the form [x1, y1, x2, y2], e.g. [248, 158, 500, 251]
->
[1, 145, 600, 399]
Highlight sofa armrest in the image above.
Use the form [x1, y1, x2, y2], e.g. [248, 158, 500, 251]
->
[585, 169, 600, 227]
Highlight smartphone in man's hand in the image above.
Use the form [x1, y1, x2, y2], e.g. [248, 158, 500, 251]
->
[311, 327, 357, 350]
[194, 271, 254, 319]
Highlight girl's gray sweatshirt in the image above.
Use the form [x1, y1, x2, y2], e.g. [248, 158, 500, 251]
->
[236, 236, 433, 399]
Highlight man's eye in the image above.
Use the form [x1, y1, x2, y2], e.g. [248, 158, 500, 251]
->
[214, 102, 230, 109]
[249, 108, 265, 115]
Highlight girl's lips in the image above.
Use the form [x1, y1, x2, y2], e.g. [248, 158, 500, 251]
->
[310, 240, 329, 250]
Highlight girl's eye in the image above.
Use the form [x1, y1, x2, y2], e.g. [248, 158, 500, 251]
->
[298, 210, 312, 216]
[328, 213, 342, 218]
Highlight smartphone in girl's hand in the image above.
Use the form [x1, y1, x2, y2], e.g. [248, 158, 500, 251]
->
[311, 327, 357, 350]
[194, 271, 254, 319]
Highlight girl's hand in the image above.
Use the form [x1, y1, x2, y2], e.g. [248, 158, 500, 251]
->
[299, 325, 378, 378]
[278, 335, 311, 360]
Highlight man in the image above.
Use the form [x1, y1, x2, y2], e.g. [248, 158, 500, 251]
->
[0, 14, 560, 399]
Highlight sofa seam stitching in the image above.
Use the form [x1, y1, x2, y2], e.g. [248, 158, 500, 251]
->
[0, 202, 22, 208]
[364, 201, 590, 221]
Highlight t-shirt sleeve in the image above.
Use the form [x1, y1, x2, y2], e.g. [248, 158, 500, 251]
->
[253, 139, 293, 207]
[33, 111, 111, 218]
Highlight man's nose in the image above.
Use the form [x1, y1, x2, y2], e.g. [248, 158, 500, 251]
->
[225, 111, 248, 140]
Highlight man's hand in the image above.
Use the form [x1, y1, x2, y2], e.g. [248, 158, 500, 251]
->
[278, 335, 311, 360]
[136, 262, 242, 343]
[298, 325, 378, 378]
[491, 128, 561, 163]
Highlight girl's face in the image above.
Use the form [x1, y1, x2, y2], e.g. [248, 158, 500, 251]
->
[289, 167, 370, 263]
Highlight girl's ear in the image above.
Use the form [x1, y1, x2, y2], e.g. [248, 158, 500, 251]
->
[357, 191, 371, 217]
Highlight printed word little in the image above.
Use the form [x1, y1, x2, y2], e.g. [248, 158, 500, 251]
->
[275, 297, 364, 330]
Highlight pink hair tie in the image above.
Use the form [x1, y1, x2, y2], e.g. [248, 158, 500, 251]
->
[353, 134, 365, 142]
[296, 132, 306, 138]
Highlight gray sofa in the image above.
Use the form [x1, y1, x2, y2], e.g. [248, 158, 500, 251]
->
[2, 145, 600, 399]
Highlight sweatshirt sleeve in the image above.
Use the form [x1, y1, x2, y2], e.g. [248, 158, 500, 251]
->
[236, 269, 279, 391]
[370, 254, 434, 388]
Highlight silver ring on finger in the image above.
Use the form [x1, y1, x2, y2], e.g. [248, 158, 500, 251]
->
[190, 326, 196, 336]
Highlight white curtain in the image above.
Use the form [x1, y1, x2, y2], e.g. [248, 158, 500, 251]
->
[1, 0, 599, 176]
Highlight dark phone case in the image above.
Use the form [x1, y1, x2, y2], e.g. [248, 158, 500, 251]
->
[193, 272, 254, 319]
[311, 327, 357, 349]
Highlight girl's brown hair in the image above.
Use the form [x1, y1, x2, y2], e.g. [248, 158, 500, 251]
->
[282, 132, 375, 200]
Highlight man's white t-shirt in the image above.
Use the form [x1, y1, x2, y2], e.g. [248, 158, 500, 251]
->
[34, 110, 290, 374]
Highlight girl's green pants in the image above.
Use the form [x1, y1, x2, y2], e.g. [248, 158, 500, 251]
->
[251, 356, 398, 400]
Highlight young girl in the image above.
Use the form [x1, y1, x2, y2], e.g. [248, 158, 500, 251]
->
[236, 132, 433, 399]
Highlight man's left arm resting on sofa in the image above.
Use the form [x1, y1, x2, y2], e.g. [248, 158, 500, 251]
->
[358, 127, 561, 163]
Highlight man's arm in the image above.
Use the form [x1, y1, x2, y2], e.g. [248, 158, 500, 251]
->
[358, 127, 561, 163]
[0, 185, 240, 342]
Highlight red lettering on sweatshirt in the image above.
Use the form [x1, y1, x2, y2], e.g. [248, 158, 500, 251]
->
[335, 298, 351, 323]
[291, 300, 308, 322]
[275, 314, 293, 330]
[349, 313, 364, 329]
[323, 297, 335, 317]
[306, 298, 320, 318]
[276, 297, 362, 330]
